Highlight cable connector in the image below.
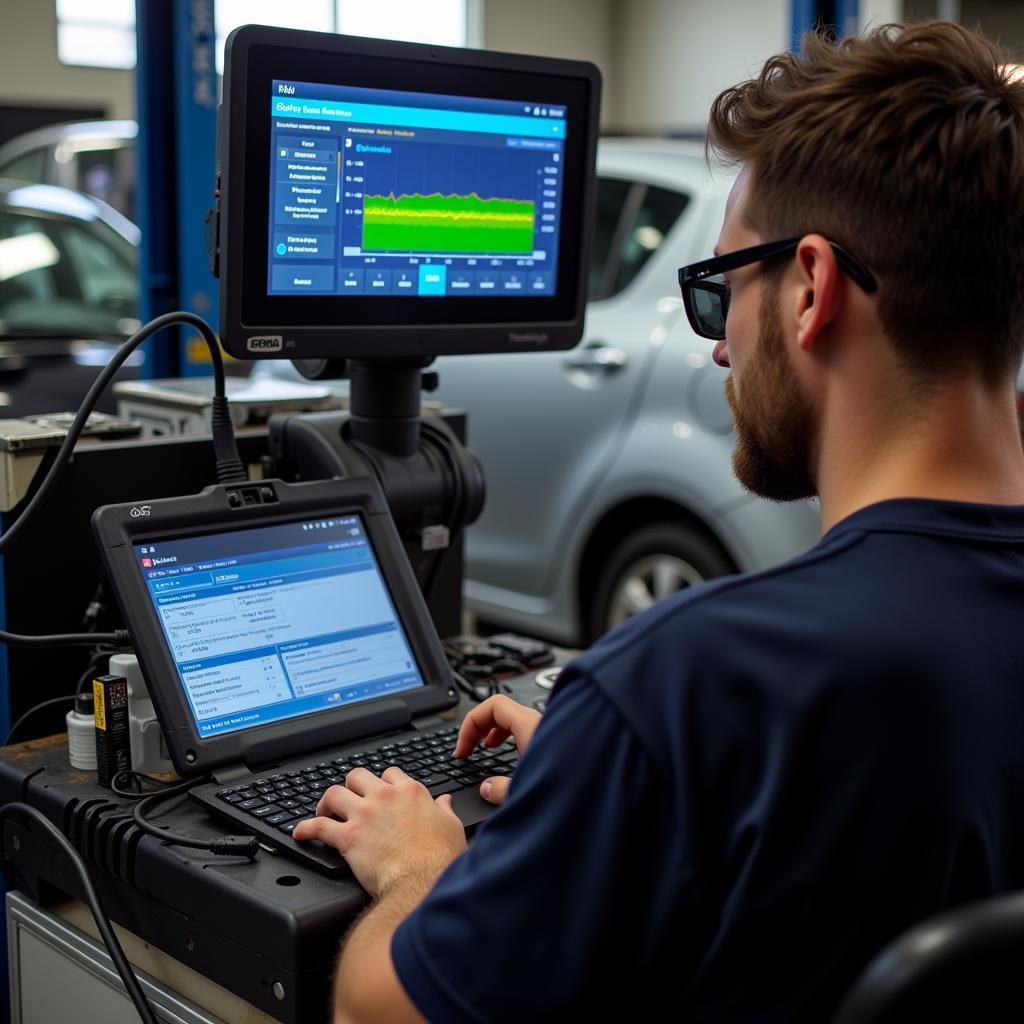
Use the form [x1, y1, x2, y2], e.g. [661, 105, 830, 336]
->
[210, 395, 247, 483]
[209, 835, 260, 858]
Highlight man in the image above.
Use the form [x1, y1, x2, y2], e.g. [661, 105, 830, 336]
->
[294, 20, 1024, 1021]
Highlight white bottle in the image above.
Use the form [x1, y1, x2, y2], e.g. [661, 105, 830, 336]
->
[66, 691, 97, 770]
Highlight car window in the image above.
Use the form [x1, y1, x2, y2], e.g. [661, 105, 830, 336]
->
[610, 184, 690, 296]
[61, 220, 137, 316]
[0, 147, 47, 183]
[75, 146, 135, 219]
[0, 209, 137, 338]
[588, 177, 633, 300]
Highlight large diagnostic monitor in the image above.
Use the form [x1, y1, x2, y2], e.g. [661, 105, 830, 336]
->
[217, 25, 601, 360]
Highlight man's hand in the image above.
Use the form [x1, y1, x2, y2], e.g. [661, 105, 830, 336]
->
[292, 766, 467, 898]
[455, 694, 543, 806]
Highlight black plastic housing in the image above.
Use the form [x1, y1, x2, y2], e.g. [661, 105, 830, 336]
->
[91, 477, 457, 777]
[218, 24, 601, 360]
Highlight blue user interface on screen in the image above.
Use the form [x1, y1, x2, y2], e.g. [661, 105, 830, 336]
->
[267, 80, 566, 297]
[135, 515, 423, 737]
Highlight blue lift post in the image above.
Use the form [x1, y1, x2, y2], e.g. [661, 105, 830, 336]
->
[135, 0, 220, 377]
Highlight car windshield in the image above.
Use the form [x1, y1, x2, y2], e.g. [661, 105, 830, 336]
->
[0, 204, 138, 340]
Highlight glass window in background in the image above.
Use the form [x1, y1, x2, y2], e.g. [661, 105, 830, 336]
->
[54, 0, 473, 72]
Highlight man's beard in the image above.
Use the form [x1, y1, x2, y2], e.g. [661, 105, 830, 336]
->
[725, 284, 819, 502]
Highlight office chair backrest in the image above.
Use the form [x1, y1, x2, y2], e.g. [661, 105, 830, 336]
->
[832, 890, 1024, 1023]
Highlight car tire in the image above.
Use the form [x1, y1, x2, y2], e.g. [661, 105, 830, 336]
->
[587, 522, 735, 642]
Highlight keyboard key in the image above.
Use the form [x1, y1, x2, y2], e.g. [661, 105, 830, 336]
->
[239, 797, 267, 811]
[266, 810, 298, 826]
[418, 773, 450, 787]
[219, 792, 245, 804]
[252, 803, 282, 818]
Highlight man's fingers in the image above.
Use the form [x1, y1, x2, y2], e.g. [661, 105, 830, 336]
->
[291, 815, 347, 848]
[435, 793, 461, 820]
[454, 694, 529, 757]
[315, 783, 358, 819]
[480, 775, 512, 805]
[483, 727, 505, 748]
[381, 765, 412, 785]
[345, 766, 385, 795]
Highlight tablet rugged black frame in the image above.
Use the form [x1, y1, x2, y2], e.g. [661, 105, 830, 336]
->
[92, 476, 457, 777]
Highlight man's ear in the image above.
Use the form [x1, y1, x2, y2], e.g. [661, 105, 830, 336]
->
[792, 234, 842, 352]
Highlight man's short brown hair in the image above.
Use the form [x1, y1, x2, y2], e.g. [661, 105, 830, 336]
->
[708, 21, 1024, 382]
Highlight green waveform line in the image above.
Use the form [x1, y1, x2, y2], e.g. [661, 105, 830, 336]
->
[362, 191, 536, 254]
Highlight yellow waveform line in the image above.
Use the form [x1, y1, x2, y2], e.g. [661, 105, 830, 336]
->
[363, 207, 533, 224]
[370, 190, 530, 204]
[364, 191, 535, 224]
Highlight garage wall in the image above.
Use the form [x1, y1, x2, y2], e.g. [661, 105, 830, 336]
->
[9, 0, 1010, 145]
[0, 0, 613, 132]
[610, 0, 790, 134]
[483, 0, 616, 127]
[960, 0, 1024, 56]
[0, 0, 135, 122]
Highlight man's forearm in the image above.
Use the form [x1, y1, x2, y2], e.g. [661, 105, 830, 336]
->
[334, 857, 456, 1024]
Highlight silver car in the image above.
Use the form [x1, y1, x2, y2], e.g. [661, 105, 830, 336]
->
[0, 180, 143, 417]
[431, 139, 821, 645]
[0, 121, 137, 219]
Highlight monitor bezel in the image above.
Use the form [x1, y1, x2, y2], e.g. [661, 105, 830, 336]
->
[92, 477, 457, 777]
[218, 24, 601, 360]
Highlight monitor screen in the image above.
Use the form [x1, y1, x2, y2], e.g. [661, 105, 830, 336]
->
[268, 80, 566, 300]
[218, 26, 601, 360]
[134, 513, 424, 738]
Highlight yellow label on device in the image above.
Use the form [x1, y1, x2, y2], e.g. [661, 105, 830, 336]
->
[93, 681, 106, 730]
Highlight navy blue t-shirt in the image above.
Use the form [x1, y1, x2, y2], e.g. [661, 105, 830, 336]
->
[393, 499, 1024, 1022]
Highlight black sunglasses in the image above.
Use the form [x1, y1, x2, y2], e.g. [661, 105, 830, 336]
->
[677, 237, 878, 341]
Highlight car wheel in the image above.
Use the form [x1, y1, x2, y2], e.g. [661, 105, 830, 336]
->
[588, 522, 735, 641]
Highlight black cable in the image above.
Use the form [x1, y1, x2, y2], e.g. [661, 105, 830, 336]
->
[452, 669, 488, 703]
[0, 803, 159, 1024]
[76, 646, 125, 699]
[488, 658, 529, 675]
[4, 644, 129, 744]
[131, 778, 259, 858]
[4, 695, 75, 746]
[0, 628, 130, 647]
[0, 310, 243, 561]
[0, 311, 244, 648]
[81, 579, 108, 632]
[110, 769, 175, 799]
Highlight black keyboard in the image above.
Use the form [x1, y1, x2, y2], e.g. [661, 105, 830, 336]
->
[197, 725, 519, 873]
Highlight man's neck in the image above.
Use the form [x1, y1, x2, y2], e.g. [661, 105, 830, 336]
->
[816, 374, 1024, 533]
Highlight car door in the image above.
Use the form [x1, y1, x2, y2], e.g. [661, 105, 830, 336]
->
[432, 172, 692, 600]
